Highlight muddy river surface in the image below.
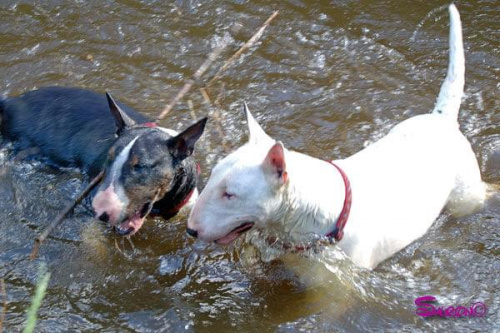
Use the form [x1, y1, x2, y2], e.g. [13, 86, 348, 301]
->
[1, 1, 499, 332]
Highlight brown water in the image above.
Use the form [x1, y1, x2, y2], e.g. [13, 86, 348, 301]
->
[1, 1, 499, 332]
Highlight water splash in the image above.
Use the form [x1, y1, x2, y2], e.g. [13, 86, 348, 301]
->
[410, 4, 448, 43]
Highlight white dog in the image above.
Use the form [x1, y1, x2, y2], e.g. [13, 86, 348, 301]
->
[187, 5, 486, 269]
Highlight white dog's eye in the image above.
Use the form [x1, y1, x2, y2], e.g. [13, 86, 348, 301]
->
[222, 191, 235, 200]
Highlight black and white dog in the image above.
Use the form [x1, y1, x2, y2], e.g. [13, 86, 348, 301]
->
[0, 86, 207, 235]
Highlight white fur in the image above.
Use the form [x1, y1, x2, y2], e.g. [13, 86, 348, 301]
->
[109, 136, 140, 186]
[92, 136, 140, 223]
[432, 4, 464, 118]
[188, 5, 485, 269]
[157, 127, 179, 137]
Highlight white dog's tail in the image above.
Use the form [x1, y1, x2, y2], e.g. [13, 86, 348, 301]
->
[432, 4, 464, 119]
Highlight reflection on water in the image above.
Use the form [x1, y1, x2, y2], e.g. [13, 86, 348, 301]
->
[1, 0, 499, 332]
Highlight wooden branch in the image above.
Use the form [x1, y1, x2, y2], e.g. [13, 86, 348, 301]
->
[207, 10, 279, 87]
[200, 86, 229, 153]
[155, 40, 230, 122]
[30, 170, 105, 260]
[156, 10, 279, 122]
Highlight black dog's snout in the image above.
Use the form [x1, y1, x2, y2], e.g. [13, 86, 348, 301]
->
[98, 212, 110, 223]
[186, 228, 198, 238]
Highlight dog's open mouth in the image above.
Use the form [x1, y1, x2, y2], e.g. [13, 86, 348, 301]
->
[215, 222, 255, 245]
[115, 202, 153, 236]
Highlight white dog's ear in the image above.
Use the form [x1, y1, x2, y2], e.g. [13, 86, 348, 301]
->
[262, 141, 288, 186]
[243, 102, 272, 145]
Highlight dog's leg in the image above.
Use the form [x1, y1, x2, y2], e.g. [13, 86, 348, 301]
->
[446, 139, 486, 217]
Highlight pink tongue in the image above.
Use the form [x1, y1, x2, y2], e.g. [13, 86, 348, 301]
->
[215, 231, 241, 245]
[119, 212, 145, 235]
[215, 223, 254, 245]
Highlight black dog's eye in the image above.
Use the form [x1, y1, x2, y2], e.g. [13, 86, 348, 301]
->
[133, 161, 160, 171]
[134, 163, 145, 171]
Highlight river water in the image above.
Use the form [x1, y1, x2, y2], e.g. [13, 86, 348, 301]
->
[0, 1, 499, 332]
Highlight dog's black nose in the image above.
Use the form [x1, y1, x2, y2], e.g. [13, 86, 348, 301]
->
[98, 212, 110, 223]
[186, 228, 198, 238]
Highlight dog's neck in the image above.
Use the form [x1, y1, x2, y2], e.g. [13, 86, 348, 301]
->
[269, 150, 347, 242]
[152, 159, 198, 219]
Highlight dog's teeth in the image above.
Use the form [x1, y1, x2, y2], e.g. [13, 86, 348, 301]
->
[116, 227, 134, 236]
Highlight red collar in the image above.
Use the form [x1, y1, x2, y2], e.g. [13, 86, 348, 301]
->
[163, 187, 196, 214]
[142, 122, 157, 128]
[266, 160, 352, 251]
[324, 161, 352, 242]
[161, 163, 201, 215]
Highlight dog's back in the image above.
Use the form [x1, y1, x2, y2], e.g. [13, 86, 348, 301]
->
[186, 5, 486, 270]
[0, 86, 149, 175]
[336, 5, 485, 267]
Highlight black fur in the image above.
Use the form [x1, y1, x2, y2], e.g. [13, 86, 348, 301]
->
[0, 86, 201, 220]
[151, 160, 198, 219]
[0, 86, 149, 176]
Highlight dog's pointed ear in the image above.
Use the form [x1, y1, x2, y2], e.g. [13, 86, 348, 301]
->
[168, 117, 208, 160]
[106, 92, 137, 135]
[243, 102, 272, 145]
[262, 141, 288, 185]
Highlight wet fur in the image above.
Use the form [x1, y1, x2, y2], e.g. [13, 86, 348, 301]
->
[187, 5, 486, 269]
[0, 86, 204, 233]
[0, 86, 148, 176]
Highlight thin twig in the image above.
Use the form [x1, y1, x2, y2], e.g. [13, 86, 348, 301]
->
[213, 81, 226, 108]
[200, 87, 229, 153]
[155, 40, 230, 122]
[213, 83, 227, 148]
[30, 171, 105, 260]
[114, 234, 122, 254]
[207, 10, 279, 87]
[125, 236, 136, 252]
[0, 279, 6, 333]
[199, 88, 212, 106]
[187, 100, 197, 122]
[156, 10, 278, 122]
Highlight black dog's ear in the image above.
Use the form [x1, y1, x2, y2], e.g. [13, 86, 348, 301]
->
[106, 92, 137, 135]
[168, 117, 208, 160]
